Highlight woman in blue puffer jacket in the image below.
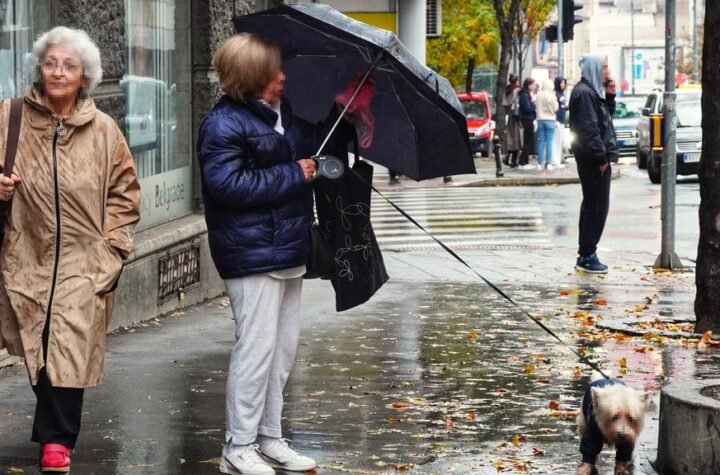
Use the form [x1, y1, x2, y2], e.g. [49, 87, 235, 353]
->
[197, 33, 318, 475]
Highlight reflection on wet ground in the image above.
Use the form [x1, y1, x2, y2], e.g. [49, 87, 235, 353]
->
[1, 276, 718, 474]
[284, 280, 708, 474]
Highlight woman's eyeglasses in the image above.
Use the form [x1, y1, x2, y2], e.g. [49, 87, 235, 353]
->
[42, 58, 81, 75]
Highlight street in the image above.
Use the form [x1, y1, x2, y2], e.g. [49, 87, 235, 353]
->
[0, 163, 715, 474]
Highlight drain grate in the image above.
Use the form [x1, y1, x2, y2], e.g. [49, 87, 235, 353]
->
[158, 242, 200, 303]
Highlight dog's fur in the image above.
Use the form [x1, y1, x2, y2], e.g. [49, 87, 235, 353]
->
[575, 372, 650, 475]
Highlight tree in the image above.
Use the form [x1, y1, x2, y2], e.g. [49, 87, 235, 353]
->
[695, 4, 720, 332]
[492, 0, 522, 143]
[426, 0, 498, 89]
[511, 0, 555, 77]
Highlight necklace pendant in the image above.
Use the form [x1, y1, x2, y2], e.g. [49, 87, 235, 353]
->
[56, 121, 67, 136]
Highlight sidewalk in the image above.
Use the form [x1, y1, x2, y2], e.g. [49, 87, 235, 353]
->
[371, 155, 623, 191]
[0, 245, 697, 474]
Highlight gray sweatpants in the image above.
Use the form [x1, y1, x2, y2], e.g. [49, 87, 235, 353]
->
[224, 273, 302, 446]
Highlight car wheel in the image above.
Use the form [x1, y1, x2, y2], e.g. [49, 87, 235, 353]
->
[648, 153, 661, 184]
[637, 148, 648, 169]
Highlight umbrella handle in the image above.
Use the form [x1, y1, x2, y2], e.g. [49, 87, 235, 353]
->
[314, 50, 384, 157]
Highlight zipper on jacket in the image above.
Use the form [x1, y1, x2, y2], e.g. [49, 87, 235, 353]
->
[43, 128, 62, 363]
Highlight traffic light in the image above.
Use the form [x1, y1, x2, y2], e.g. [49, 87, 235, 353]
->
[545, 25, 558, 43]
[562, 0, 583, 41]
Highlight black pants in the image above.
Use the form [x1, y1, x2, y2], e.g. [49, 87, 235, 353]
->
[577, 159, 612, 257]
[519, 119, 535, 166]
[30, 316, 85, 449]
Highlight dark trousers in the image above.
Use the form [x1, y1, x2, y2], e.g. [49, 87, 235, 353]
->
[577, 159, 612, 257]
[519, 119, 535, 166]
[30, 315, 85, 449]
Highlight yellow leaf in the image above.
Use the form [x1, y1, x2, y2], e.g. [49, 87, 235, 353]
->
[468, 330, 479, 341]
[512, 434, 520, 447]
[619, 357, 627, 369]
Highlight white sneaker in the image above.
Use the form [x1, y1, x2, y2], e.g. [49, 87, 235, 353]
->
[536, 163, 543, 171]
[258, 438, 316, 472]
[546, 163, 555, 170]
[220, 444, 275, 475]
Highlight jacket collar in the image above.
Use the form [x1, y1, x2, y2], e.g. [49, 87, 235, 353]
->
[24, 88, 97, 131]
[222, 95, 293, 131]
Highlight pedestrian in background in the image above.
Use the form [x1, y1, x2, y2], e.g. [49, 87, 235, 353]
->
[517, 77, 536, 168]
[197, 33, 318, 475]
[553, 76, 568, 166]
[0, 27, 141, 472]
[501, 74, 522, 168]
[569, 55, 618, 274]
[535, 79, 558, 171]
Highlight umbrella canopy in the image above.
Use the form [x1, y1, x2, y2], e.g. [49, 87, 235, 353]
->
[233, 4, 475, 181]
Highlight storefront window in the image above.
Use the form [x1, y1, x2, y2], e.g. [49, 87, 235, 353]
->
[0, 0, 50, 99]
[124, 0, 192, 230]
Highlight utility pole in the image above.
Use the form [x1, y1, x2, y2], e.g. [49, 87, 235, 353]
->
[693, 0, 699, 83]
[558, 0, 564, 77]
[654, 0, 682, 270]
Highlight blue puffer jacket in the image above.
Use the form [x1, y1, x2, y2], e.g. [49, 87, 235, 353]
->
[197, 95, 311, 279]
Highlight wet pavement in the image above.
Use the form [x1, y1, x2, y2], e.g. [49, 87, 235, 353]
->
[1, 163, 718, 474]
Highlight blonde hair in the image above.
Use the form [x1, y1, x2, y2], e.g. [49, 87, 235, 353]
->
[213, 33, 281, 102]
[32, 26, 103, 95]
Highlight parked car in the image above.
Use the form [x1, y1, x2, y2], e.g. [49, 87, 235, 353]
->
[637, 88, 702, 183]
[635, 88, 702, 183]
[457, 91, 495, 157]
[612, 96, 644, 157]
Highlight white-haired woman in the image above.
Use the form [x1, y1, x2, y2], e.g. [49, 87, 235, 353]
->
[0, 27, 140, 472]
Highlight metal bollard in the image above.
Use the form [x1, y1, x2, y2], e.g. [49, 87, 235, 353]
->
[492, 136, 504, 178]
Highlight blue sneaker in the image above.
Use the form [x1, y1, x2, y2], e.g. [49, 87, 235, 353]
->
[575, 253, 608, 274]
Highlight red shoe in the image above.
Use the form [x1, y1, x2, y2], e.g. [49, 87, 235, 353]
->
[40, 443, 71, 473]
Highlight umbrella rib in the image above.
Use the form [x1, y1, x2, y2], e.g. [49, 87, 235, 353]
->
[386, 68, 421, 179]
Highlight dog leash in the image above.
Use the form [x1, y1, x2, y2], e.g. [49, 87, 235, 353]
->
[351, 168, 611, 380]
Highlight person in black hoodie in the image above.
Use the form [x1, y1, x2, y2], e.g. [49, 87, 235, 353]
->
[569, 55, 618, 274]
[517, 77, 537, 167]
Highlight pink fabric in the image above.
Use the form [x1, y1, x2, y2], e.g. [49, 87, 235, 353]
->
[335, 74, 376, 148]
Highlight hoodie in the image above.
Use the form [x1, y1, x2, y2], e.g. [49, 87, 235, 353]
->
[569, 56, 619, 164]
[579, 55, 606, 97]
[536, 79, 559, 121]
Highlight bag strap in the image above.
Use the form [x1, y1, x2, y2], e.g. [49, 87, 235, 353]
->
[4, 98, 23, 178]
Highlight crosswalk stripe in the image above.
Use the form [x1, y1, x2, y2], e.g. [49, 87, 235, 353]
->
[368, 188, 551, 251]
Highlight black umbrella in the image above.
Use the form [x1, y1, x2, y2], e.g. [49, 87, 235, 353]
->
[233, 3, 475, 181]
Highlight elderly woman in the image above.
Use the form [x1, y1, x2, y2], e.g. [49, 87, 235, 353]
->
[0, 27, 140, 471]
[197, 33, 317, 475]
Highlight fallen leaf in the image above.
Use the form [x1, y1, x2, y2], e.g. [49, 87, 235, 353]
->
[533, 448, 545, 456]
[467, 330, 479, 341]
[619, 357, 627, 369]
[548, 401, 560, 410]
[559, 290, 570, 296]
[512, 434, 520, 447]
[594, 299, 608, 306]
[390, 402, 410, 410]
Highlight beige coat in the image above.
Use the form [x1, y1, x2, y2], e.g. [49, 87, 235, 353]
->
[536, 79, 559, 121]
[0, 91, 141, 388]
